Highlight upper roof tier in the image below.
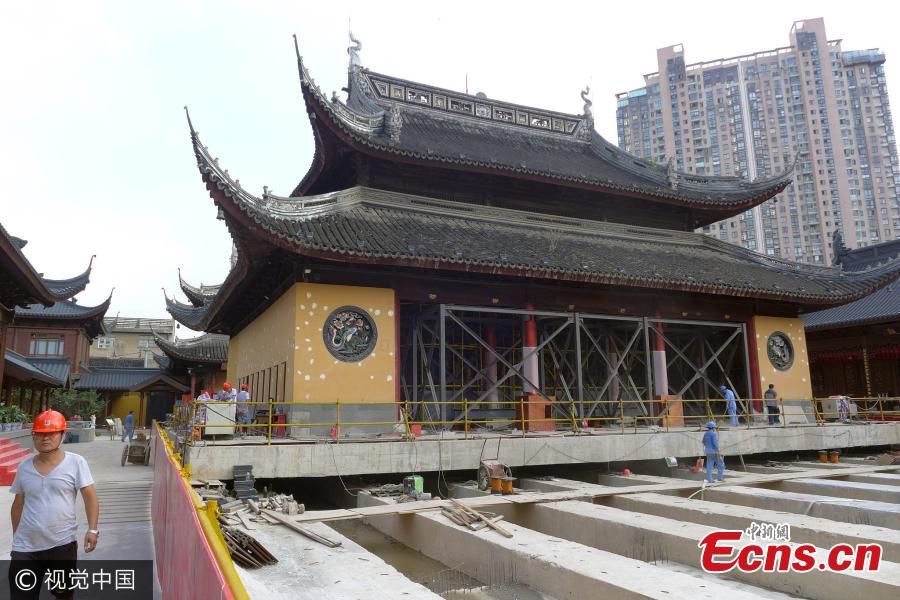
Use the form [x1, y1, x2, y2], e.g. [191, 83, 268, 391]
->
[1, 221, 94, 309]
[289, 36, 794, 229]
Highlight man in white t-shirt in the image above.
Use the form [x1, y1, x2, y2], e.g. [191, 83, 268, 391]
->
[8, 410, 99, 599]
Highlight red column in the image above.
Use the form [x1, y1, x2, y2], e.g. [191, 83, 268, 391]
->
[522, 304, 539, 394]
[652, 319, 668, 402]
[746, 318, 762, 411]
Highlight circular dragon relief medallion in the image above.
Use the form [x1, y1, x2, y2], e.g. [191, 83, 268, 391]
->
[767, 331, 794, 371]
[323, 306, 378, 362]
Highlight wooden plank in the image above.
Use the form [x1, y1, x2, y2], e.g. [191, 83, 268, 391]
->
[451, 498, 513, 538]
[237, 512, 257, 531]
[260, 509, 342, 548]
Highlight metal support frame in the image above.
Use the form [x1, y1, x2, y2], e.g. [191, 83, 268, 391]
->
[399, 303, 752, 430]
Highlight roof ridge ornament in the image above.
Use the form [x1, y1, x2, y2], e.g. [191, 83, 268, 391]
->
[577, 86, 593, 142]
[348, 32, 362, 70]
[667, 157, 678, 190]
[386, 103, 402, 143]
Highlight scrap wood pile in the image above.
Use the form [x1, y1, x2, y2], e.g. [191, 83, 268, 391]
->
[441, 498, 513, 538]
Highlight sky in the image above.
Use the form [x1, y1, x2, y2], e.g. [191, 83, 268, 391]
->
[2, 1, 898, 337]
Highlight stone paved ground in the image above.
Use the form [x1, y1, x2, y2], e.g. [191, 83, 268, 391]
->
[0, 430, 160, 597]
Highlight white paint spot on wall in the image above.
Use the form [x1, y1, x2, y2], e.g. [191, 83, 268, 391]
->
[370, 375, 374, 380]
[334, 360, 339, 364]
[305, 338, 311, 343]
[304, 375, 311, 381]
[300, 304, 306, 310]
[295, 345, 300, 351]
[323, 305, 329, 311]
[304, 321, 309, 326]
[307, 346, 313, 352]
[374, 309, 382, 316]
[802, 377, 807, 383]
[389, 352, 394, 357]
[319, 373, 326, 380]
[388, 310, 394, 317]
[312, 303, 318, 309]
[387, 375, 393, 382]
[305, 393, 310, 400]
[357, 362, 363, 367]
[296, 370, 303, 375]
[306, 292, 312, 299]
[296, 326, 301, 331]
[309, 358, 315, 365]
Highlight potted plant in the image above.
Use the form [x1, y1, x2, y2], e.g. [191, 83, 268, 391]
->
[0, 406, 10, 432]
[9, 407, 29, 430]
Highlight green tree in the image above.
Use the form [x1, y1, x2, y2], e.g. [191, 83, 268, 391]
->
[49, 389, 104, 420]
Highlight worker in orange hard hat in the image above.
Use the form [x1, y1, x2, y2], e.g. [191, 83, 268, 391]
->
[10, 410, 100, 590]
[223, 382, 232, 392]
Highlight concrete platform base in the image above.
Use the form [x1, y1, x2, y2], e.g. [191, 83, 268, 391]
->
[186, 422, 900, 480]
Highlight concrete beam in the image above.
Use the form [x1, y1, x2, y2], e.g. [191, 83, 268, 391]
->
[772, 478, 900, 504]
[842, 473, 900, 487]
[186, 422, 900, 479]
[702, 486, 900, 530]
[491, 500, 900, 599]
[357, 493, 771, 599]
[602, 492, 900, 562]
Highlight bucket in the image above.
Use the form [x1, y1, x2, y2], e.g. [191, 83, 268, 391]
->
[818, 450, 829, 463]
[500, 477, 515, 495]
[829, 450, 841, 463]
[490, 477, 502, 494]
[410, 424, 422, 437]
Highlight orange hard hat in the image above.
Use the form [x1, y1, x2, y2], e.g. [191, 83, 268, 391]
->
[241, 383, 248, 390]
[33, 410, 67, 433]
[223, 382, 232, 391]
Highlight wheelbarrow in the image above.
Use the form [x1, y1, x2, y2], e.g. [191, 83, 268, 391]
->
[121, 432, 151, 466]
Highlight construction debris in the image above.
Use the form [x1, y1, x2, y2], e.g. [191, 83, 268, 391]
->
[441, 506, 504, 531]
[260, 508, 342, 548]
[219, 524, 278, 569]
[233, 465, 258, 500]
[450, 498, 513, 538]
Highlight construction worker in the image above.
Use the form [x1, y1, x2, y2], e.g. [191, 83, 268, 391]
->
[720, 385, 738, 427]
[122, 410, 134, 443]
[9, 410, 99, 598]
[236, 383, 252, 436]
[702, 420, 725, 483]
[764, 384, 780, 425]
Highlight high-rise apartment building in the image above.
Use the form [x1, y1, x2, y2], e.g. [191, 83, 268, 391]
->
[616, 18, 899, 264]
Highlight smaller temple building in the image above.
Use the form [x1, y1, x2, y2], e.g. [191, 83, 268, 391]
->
[804, 235, 900, 400]
[0, 222, 101, 414]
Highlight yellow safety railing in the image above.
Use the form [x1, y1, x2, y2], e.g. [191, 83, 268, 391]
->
[171, 395, 900, 445]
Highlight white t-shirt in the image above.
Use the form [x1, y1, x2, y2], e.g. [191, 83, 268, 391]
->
[10, 452, 94, 552]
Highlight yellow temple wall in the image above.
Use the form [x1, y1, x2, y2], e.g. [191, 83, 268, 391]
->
[226, 286, 297, 404]
[752, 316, 813, 400]
[291, 283, 397, 405]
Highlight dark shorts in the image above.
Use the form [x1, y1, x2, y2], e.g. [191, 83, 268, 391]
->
[9, 540, 77, 599]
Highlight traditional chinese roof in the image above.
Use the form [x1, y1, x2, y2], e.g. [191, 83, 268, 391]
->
[3, 350, 67, 387]
[290, 37, 794, 228]
[804, 238, 900, 331]
[13, 295, 112, 339]
[27, 357, 71, 386]
[0, 221, 94, 309]
[154, 333, 228, 365]
[178, 269, 222, 307]
[175, 130, 900, 333]
[74, 367, 189, 393]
